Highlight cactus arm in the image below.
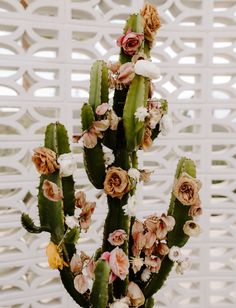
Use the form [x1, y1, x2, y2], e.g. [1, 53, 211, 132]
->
[90, 260, 110, 308]
[143, 157, 196, 298]
[21, 213, 50, 233]
[101, 61, 109, 104]
[143, 297, 154, 308]
[123, 75, 146, 152]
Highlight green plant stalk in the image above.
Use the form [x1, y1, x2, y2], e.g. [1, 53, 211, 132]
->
[143, 157, 196, 298]
[143, 297, 154, 308]
[90, 260, 110, 308]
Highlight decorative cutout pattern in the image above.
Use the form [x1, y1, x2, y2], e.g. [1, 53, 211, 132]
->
[0, 0, 235, 307]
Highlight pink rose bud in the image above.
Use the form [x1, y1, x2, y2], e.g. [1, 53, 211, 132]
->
[96, 103, 110, 116]
[117, 28, 144, 56]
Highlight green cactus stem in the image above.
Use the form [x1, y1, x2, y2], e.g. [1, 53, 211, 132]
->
[143, 297, 155, 308]
[143, 157, 196, 298]
[90, 260, 110, 308]
[81, 103, 106, 188]
[89, 60, 109, 113]
[21, 213, 50, 233]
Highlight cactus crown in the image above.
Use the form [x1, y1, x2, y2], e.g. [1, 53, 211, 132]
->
[22, 3, 203, 308]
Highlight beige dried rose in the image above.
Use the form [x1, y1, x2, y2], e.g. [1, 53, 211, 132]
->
[127, 282, 145, 307]
[188, 204, 203, 217]
[140, 3, 161, 47]
[32, 147, 59, 175]
[183, 220, 202, 237]
[75, 191, 87, 208]
[131, 257, 144, 274]
[157, 242, 169, 256]
[108, 229, 128, 246]
[173, 172, 202, 206]
[42, 180, 63, 202]
[104, 167, 131, 199]
[144, 255, 161, 273]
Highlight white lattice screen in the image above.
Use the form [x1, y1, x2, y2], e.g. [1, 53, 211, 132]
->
[0, 0, 235, 307]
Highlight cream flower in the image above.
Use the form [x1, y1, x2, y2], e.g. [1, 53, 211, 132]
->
[108, 229, 128, 246]
[104, 152, 115, 166]
[109, 247, 129, 280]
[144, 256, 161, 273]
[57, 153, 77, 177]
[168, 246, 182, 262]
[173, 172, 202, 206]
[122, 195, 137, 217]
[141, 268, 151, 282]
[183, 220, 202, 237]
[127, 282, 145, 307]
[175, 258, 191, 275]
[159, 114, 173, 136]
[131, 257, 144, 274]
[65, 215, 80, 229]
[32, 147, 59, 175]
[70, 253, 83, 274]
[134, 106, 149, 122]
[134, 60, 161, 80]
[104, 167, 131, 199]
[74, 274, 88, 294]
[110, 297, 130, 308]
[189, 203, 203, 217]
[46, 242, 68, 270]
[128, 168, 140, 181]
[42, 180, 63, 202]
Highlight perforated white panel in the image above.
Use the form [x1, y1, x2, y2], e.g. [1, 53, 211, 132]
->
[0, 1, 235, 307]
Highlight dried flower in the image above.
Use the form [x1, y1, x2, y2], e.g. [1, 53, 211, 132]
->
[149, 109, 162, 129]
[104, 167, 131, 199]
[173, 172, 202, 206]
[159, 114, 173, 136]
[108, 61, 121, 74]
[117, 28, 144, 56]
[127, 281, 145, 307]
[108, 109, 121, 130]
[109, 247, 129, 280]
[70, 254, 83, 274]
[140, 126, 153, 150]
[42, 180, 63, 202]
[79, 201, 96, 231]
[74, 274, 88, 294]
[117, 62, 135, 85]
[188, 201, 203, 217]
[65, 215, 80, 229]
[131, 257, 144, 274]
[141, 3, 161, 47]
[110, 297, 130, 308]
[108, 229, 128, 246]
[104, 151, 115, 166]
[75, 191, 86, 208]
[139, 169, 153, 183]
[86, 258, 96, 279]
[144, 255, 161, 273]
[46, 242, 68, 270]
[175, 258, 191, 275]
[183, 220, 202, 237]
[141, 268, 151, 282]
[96, 103, 110, 115]
[128, 168, 140, 181]
[134, 106, 149, 122]
[32, 147, 59, 175]
[157, 242, 169, 256]
[83, 120, 110, 148]
[134, 60, 161, 80]
[168, 246, 182, 262]
[83, 130, 98, 148]
[57, 153, 77, 177]
[122, 195, 137, 217]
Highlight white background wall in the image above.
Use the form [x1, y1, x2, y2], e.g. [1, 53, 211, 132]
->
[0, 0, 235, 307]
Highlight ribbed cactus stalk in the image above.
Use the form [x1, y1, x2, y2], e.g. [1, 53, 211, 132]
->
[22, 3, 203, 308]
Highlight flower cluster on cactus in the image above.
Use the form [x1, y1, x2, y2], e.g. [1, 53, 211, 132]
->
[21, 3, 203, 308]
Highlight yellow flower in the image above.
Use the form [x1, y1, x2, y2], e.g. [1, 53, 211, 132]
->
[46, 242, 68, 270]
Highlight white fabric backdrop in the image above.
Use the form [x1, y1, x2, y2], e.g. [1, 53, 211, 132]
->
[0, 0, 235, 307]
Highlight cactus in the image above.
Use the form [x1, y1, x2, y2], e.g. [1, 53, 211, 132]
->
[22, 3, 203, 308]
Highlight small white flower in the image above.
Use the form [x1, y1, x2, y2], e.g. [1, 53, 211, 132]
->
[183, 220, 202, 237]
[134, 60, 161, 79]
[131, 257, 144, 274]
[65, 215, 80, 229]
[149, 109, 162, 129]
[159, 114, 173, 136]
[57, 153, 77, 177]
[122, 195, 137, 217]
[141, 268, 151, 282]
[103, 152, 115, 166]
[110, 298, 130, 308]
[168, 246, 182, 262]
[134, 106, 149, 122]
[128, 168, 140, 181]
[175, 258, 191, 275]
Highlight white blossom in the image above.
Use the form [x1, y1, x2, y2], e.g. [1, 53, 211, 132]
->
[159, 114, 173, 136]
[168, 246, 182, 262]
[134, 60, 161, 79]
[134, 106, 149, 122]
[128, 168, 140, 181]
[103, 152, 115, 166]
[65, 215, 80, 229]
[183, 220, 202, 237]
[122, 195, 137, 217]
[141, 268, 151, 282]
[57, 153, 77, 177]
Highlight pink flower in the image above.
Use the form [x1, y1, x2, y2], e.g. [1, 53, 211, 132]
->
[117, 62, 135, 85]
[83, 130, 98, 148]
[79, 201, 96, 231]
[70, 254, 83, 274]
[83, 120, 110, 149]
[86, 258, 96, 279]
[42, 180, 63, 202]
[132, 220, 146, 256]
[108, 229, 128, 246]
[109, 247, 129, 280]
[144, 255, 161, 273]
[117, 28, 144, 56]
[156, 214, 175, 240]
[100, 251, 111, 262]
[74, 274, 88, 294]
[96, 103, 110, 115]
[189, 204, 203, 217]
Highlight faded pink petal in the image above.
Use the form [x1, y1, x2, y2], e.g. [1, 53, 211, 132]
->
[117, 62, 135, 85]
[100, 251, 111, 262]
[42, 180, 63, 202]
[109, 271, 117, 284]
[117, 28, 144, 56]
[109, 247, 129, 280]
[93, 119, 110, 132]
[86, 258, 96, 279]
[96, 103, 110, 115]
[70, 254, 83, 274]
[108, 110, 120, 131]
[74, 274, 88, 294]
[108, 229, 128, 246]
[144, 231, 156, 249]
[83, 131, 97, 148]
[144, 255, 161, 273]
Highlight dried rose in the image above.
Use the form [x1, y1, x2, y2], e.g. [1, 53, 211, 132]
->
[74, 274, 88, 294]
[117, 62, 135, 85]
[75, 191, 86, 208]
[127, 281, 145, 307]
[104, 166, 131, 199]
[173, 172, 202, 206]
[157, 242, 169, 256]
[109, 247, 129, 280]
[183, 220, 202, 237]
[96, 103, 110, 116]
[32, 147, 59, 175]
[144, 255, 161, 273]
[141, 3, 161, 47]
[108, 229, 128, 246]
[79, 201, 96, 231]
[42, 180, 63, 202]
[70, 254, 83, 274]
[131, 257, 144, 274]
[117, 28, 144, 56]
